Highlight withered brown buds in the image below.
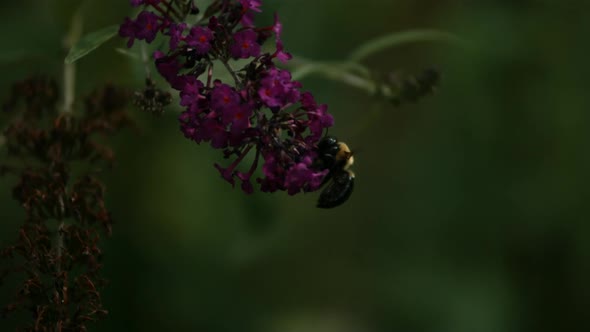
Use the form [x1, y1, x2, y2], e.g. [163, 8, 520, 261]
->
[1, 76, 130, 331]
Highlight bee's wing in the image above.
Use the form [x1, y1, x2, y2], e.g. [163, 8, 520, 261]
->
[316, 170, 354, 209]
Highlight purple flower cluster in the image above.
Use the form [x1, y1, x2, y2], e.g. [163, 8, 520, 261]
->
[120, 0, 334, 195]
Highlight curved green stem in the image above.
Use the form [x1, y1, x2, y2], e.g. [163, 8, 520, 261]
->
[290, 55, 376, 94]
[292, 62, 376, 94]
[289, 55, 370, 79]
[349, 28, 464, 62]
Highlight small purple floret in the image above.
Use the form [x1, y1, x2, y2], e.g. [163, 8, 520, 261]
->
[258, 68, 301, 109]
[211, 84, 241, 114]
[135, 11, 161, 43]
[239, 0, 262, 26]
[186, 26, 214, 55]
[169, 23, 187, 50]
[230, 30, 261, 59]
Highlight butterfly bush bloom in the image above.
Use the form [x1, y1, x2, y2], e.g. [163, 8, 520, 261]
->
[187, 26, 214, 54]
[120, 0, 333, 195]
[230, 30, 261, 59]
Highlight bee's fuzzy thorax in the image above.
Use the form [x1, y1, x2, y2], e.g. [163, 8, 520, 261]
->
[315, 137, 355, 208]
[336, 142, 354, 169]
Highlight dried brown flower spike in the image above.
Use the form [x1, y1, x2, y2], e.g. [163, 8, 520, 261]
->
[1, 76, 130, 331]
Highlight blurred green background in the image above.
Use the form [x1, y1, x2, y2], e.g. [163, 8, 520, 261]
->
[1, 0, 590, 331]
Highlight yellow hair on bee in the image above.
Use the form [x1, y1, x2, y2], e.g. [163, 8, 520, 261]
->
[336, 142, 354, 170]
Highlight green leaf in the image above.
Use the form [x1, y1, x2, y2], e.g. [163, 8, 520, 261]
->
[115, 48, 141, 61]
[349, 29, 465, 62]
[64, 24, 119, 64]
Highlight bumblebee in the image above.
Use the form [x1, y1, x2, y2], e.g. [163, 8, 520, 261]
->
[315, 136, 355, 209]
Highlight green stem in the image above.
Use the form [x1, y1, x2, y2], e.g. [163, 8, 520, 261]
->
[289, 28, 460, 96]
[56, 11, 83, 285]
[140, 43, 152, 79]
[63, 63, 76, 113]
[292, 62, 377, 94]
[221, 59, 240, 86]
[62, 11, 83, 113]
[349, 28, 464, 62]
[206, 62, 214, 88]
[289, 55, 376, 93]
